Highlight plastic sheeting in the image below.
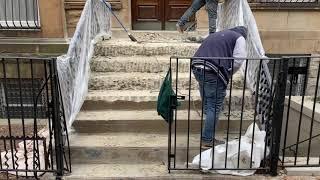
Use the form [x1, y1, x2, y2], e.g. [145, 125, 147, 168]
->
[57, 0, 112, 129]
[217, 0, 273, 127]
[191, 123, 269, 176]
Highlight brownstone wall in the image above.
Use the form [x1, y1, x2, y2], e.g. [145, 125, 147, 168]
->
[0, 0, 66, 38]
[197, 8, 320, 55]
[65, 0, 130, 37]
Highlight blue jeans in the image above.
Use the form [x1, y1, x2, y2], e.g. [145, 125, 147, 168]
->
[177, 0, 218, 33]
[193, 67, 227, 143]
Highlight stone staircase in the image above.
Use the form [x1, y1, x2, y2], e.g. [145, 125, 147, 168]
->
[66, 36, 255, 179]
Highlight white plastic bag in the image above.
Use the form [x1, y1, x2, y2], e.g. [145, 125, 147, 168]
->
[191, 123, 269, 176]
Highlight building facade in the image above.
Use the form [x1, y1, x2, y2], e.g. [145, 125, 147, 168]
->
[0, 0, 319, 55]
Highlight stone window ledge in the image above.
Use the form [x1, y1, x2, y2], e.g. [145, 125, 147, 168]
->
[65, 0, 122, 10]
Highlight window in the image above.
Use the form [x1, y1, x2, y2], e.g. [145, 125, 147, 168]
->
[0, 0, 40, 29]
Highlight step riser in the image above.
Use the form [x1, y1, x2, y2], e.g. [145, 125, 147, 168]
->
[91, 60, 189, 73]
[82, 97, 254, 111]
[89, 77, 197, 91]
[73, 119, 253, 133]
[71, 147, 201, 164]
[89, 77, 244, 91]
[94, 45, 198, 57]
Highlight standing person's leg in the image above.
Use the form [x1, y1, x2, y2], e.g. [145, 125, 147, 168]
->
[205, 0, 218, 34]
[193, 68, 227, 146]
[177, 0, 205, 33]
[201, 73, 227, 145]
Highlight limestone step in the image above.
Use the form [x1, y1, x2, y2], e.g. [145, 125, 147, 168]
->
[90, 56, 189, 73]
[111, 30, 207, 41]
[73, 110, 254, 133]
[65, 163, 262, 180]
[89, 72, 244, 91]
[69, 133, 241, 165]
[94, 39, 200, 57]
[83, 90, 254, 111]
[89, 72, 193, 90]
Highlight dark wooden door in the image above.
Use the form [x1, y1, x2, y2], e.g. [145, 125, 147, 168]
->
[132, 0, 163, 30]
[164, 0, 194, 30]
[132, 0, 193, 30]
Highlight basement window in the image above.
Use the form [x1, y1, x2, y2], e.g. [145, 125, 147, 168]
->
[0, 78, 47, 118]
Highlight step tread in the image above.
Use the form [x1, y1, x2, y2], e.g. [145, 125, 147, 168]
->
[90, 72, 190, 78]
[98, 39, 201, 48]
[86, 89, 251, 101]
[90, 72, 243, 82]
[70, 132, 239, 148]
[92, 55, 179, 62]
[76, 110, 254, 121]
[65, 163, 265, 179]
[64, 163, 168, 179]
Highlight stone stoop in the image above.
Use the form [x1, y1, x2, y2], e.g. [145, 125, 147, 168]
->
[67, 37, 256, 179]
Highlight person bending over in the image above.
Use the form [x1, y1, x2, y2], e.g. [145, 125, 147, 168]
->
[192, 26, 247, 148]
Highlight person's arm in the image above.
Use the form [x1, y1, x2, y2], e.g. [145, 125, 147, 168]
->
[232, 36, 247, 73]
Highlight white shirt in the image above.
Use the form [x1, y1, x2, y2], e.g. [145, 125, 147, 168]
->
[232, 36, 247, 73]
[194, 36, 247, 73]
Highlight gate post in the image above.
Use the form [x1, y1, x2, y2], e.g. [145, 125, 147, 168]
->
[270, 58, 289, 176]
[51, 59, 64, 178]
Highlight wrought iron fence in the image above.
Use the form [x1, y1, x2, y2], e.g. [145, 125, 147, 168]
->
[280, 56, 320, 168]
[0, 57, 70, 179]
[251, 0, 320, 9]
[253, 0, 318, 2]
[0, 0, 40, 30]
[166, 56, 320, 176]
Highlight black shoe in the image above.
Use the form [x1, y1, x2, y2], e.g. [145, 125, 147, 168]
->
[187, 35, 208, 43]
[201, 139, 225, 149]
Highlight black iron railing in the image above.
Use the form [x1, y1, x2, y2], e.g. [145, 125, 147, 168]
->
[167, 56, 320, 176]
[0, 57, 70, 179]
[280, 56, 320, 168]
[250, 0, 319, 9]
[253, 0, 318, 2]
[0, 0, 40, 30]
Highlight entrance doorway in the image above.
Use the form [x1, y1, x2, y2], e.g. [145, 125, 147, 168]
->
[132, 0, 195, 30]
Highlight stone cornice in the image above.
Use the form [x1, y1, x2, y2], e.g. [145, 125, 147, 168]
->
[65, 0, 122, 10]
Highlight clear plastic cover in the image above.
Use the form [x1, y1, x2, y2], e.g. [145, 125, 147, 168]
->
[57, 0, 112, 129]
[217, 0, 272, 127]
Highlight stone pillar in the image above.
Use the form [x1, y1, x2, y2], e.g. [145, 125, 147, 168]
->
[306, 55, 320, 96]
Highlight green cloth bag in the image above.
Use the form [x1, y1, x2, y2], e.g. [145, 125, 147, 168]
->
[157, 69, 176, 123]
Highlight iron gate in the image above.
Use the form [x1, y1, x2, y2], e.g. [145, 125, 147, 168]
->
[167, 56, 320, 175]
[0, 56, 71, 179]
